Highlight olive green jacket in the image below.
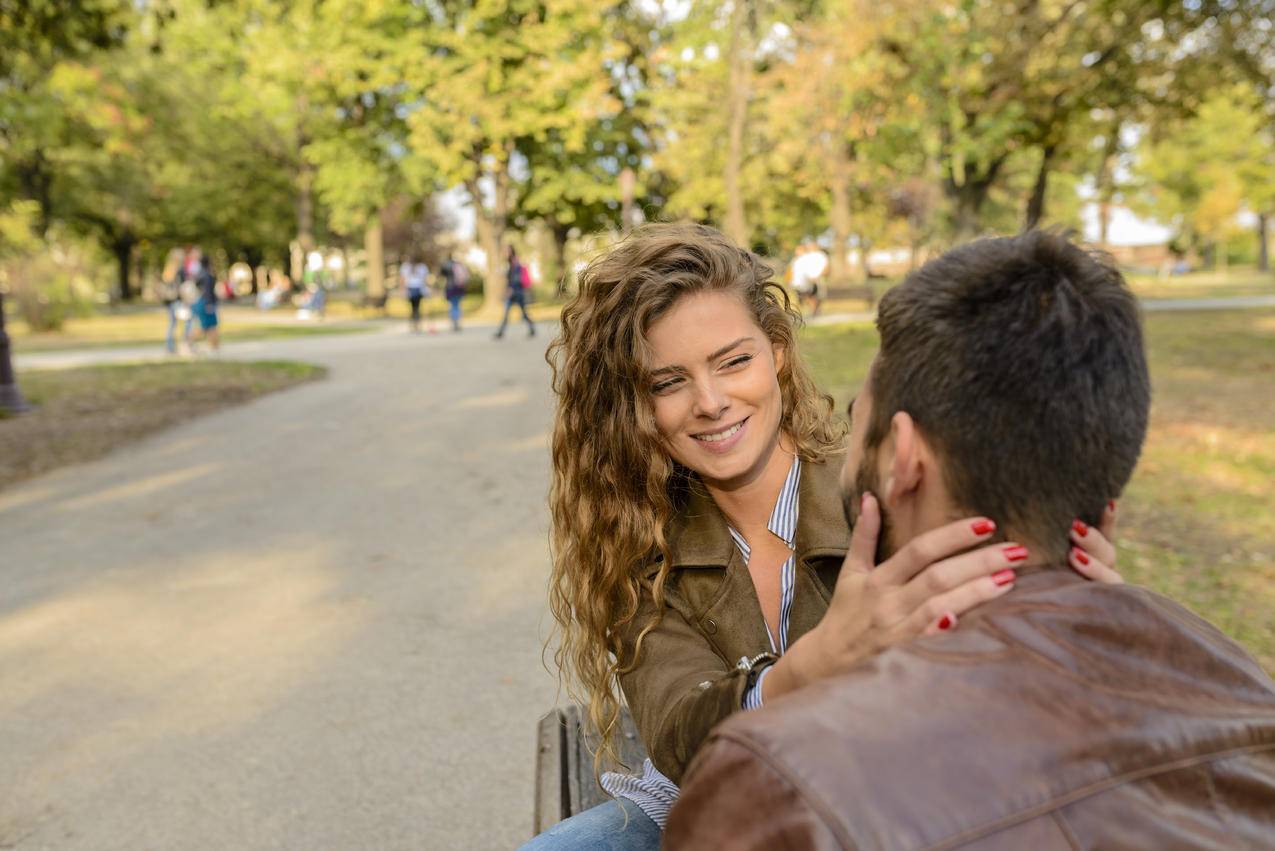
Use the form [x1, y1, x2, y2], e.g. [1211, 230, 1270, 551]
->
[618, 457, 851, 783]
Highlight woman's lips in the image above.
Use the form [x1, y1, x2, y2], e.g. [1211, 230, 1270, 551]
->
[691, 416, 749, 454]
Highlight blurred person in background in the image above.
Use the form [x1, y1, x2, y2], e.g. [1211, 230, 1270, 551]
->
[494, 245, 535, 340]
[402, 256, 434, 334]
[191, 253, 220, 354]
[441, 253, 468, 332]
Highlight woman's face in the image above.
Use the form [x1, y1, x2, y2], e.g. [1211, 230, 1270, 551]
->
[644, 290, 786, 488]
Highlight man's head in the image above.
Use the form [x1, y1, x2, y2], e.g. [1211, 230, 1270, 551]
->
[841, 230, 1150, 564]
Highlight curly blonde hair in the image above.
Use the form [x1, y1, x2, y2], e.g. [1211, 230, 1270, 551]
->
[546, 223, 846, 770]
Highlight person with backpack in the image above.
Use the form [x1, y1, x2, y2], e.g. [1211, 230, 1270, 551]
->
[494, 245, 535, 340]
[441, 254, 468, 332]
[191, 253, 221, 353]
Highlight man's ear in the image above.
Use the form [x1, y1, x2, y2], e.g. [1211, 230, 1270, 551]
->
[883, 411, 923, 504]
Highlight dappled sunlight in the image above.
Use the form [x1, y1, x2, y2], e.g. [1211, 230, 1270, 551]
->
[0, 541, 364, 798]
[459, 536, 552, 622]
[0, 481, 63, 514]
[451, 388, 529, 410]
[58, 463, 217, 511]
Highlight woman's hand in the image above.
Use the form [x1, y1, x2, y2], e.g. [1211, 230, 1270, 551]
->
[1069, 501, 1122, 584]
[764, 492, 1022, 700]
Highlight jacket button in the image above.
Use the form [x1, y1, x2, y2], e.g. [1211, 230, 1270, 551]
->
[704, 618, 718, 634]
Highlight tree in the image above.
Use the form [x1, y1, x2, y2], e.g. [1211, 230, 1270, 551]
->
[378, 0, 621, 311]
[1135, 85, 1274, 268]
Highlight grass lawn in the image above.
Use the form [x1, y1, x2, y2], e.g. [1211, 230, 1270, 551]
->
[0, 360, 326, 491]
[801, 309, 1275, 671]
[9, 305, 378, 353]
[1126, 268, 1275, 301]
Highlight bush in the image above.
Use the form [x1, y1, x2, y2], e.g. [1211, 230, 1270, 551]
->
[0, 203, 101, 332]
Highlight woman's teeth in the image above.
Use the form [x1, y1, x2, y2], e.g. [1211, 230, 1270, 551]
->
[694, 420, 745, 443]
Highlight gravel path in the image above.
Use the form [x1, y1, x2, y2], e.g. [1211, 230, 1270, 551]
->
[2, 326, 558, 849]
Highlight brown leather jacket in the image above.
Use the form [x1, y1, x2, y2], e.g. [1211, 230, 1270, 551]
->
[665, 571, 1275, 850]
[617, 457, 849, 783]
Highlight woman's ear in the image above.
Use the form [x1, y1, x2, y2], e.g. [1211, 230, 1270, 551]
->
[772, 341, 786, 374]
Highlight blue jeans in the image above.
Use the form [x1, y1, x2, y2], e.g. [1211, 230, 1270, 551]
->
[495, 291, 534, 336]
[519, 799, 660, 851]
[447, 295, 462, 328]
[166, 302, 192, 352]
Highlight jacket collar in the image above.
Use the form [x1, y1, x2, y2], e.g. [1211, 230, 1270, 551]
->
[658, 454, 850, 573]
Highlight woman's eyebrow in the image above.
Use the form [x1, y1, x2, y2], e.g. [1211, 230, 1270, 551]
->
[649, 336, 756, 377]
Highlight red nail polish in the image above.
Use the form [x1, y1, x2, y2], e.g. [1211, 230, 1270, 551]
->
[937, 613, 956, 631]
[1073, 547, 1090, 566]
[992, 568, 1016, 586]
[1003, 545, 1029, 562]
[972, 519, 996, 536]
[1072, 519, 1089, 537]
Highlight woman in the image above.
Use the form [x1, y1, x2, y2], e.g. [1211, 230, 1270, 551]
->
[494, 246, 536, 339]
[528, 224, 1119, 849]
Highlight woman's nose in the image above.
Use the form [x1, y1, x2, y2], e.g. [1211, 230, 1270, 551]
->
[691, 379, 728, 419]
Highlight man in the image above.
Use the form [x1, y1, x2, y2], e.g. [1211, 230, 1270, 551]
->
[665, 231, 1275, 849]
[791, 240, 828, 317]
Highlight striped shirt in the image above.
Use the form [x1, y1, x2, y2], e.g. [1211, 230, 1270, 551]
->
[601, 457, 803, 829]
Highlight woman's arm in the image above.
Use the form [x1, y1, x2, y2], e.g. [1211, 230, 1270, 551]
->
[617, 591, 751, 784]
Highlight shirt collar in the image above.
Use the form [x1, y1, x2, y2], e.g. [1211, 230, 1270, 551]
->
[656, 453, 848, 574]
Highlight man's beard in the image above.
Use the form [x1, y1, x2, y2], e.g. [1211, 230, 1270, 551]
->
[843, 449, 896, 566]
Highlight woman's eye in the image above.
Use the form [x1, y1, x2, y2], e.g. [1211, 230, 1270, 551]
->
[651, 379, 681, 394]
[724, 354, 753, 369]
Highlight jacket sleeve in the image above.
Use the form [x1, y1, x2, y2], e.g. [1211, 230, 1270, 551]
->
[664, 734, 845, 850]
[617, 586, 751, 784]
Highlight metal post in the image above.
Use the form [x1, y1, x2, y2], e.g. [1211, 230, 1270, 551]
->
[0, 290, 33, 414]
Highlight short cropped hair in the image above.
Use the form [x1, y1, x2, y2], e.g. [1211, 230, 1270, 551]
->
[867, 230, 1150, 561]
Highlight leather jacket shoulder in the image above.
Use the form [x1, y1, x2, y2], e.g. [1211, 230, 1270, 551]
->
[666, 572, 1275, 849]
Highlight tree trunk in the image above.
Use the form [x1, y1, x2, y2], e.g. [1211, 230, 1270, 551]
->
[364, 211, 385, 298]
[551, 222, 571, 297]
[1095, 128, 1119, 248]
[723, 0, 753, 247]
[292, 163, 316, 283]
[1258, 213, 1269, 272]
[113, 234, 135, 302]
[1024, 144, 1056, 231]
[16, 154, 53, 236]
[828, 149, 854, 286]
[467, 158, 510, 316]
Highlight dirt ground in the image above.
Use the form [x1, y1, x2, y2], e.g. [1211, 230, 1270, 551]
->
[0, 360, 325, 491]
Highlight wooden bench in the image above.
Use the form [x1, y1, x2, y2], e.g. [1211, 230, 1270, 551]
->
[824, 283, 878, 306]
[534, 706, 650, 833]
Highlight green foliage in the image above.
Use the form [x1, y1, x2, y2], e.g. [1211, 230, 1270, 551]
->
[1134, 85, 1275, 253]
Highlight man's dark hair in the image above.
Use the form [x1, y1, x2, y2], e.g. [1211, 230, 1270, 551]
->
[867, 230, 1150, 561]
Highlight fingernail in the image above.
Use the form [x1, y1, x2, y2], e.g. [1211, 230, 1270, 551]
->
[1072, 519, 1089, 537]
[1108, 500, 1117, 512]
[992, 568, 1016, 586]
[999, 546, 1030, 566]
[1004, 544, 1029, 562]
[861, 493, 870, 510]
[1072, 547, 1090, 566]
[971, 519, 996, 536]
[937, 612, 957, 631]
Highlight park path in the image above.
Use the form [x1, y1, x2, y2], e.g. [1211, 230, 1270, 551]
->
[2, 325, 559, 849]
